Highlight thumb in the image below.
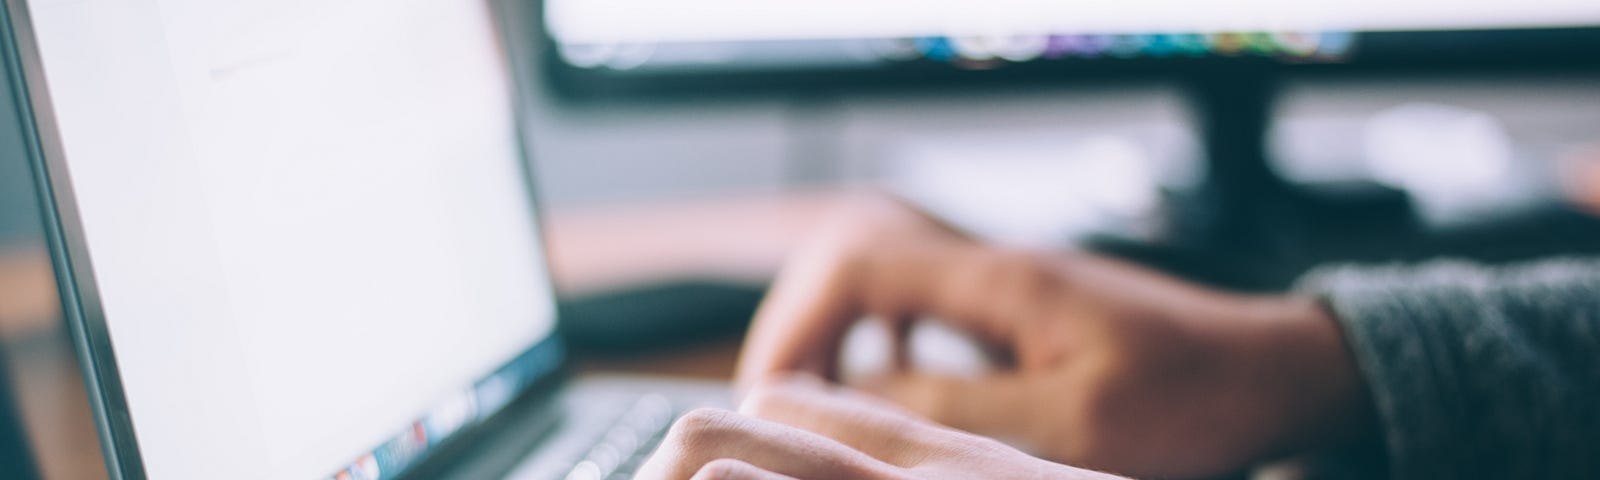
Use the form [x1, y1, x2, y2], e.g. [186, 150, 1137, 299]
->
[857, 373, 1040, 440]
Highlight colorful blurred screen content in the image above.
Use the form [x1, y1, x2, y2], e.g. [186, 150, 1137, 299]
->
[544, 0, 1600, 72]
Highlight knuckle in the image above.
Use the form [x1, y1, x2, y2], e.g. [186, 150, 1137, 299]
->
[667, 408, 740, 446]
[816, 194, 918, 254]
[994, 249, 1057, 296]
[788, 227, 870, 286]
[673, 407, 735, 432]
[818, 230, 876, 272]
[984, 248, 1061, 319]
[821, 207, 886, 247]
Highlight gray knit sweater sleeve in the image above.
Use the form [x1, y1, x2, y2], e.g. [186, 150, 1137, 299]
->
[1297, 258, 1600, 479]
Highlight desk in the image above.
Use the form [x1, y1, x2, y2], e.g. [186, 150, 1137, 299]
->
[575, 337, 743, 381]
[0, 189, 850, 479]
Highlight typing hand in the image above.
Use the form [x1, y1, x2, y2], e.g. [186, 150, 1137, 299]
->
[634, 375, 1122, 480]
[734, 194, 1371, 478]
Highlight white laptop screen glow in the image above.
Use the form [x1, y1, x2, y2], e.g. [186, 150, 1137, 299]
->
[24, 0, 556, 478]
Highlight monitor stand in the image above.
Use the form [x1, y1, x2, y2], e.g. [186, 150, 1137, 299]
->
[1090, 66, 1418, 290]
[1102, 66, 1600, 291]
[1180, 65, 1294, 253]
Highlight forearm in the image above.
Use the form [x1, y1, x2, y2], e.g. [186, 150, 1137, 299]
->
[1298, 257, 1600, 479]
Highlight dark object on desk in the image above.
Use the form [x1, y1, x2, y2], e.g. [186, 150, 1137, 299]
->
[558, 280, 765, 353]
[0, 347, 41, 480]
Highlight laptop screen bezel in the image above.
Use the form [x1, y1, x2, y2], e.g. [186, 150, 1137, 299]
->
[2, 0, 574, 477]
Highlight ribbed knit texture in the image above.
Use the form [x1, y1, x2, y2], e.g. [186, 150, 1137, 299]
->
[1298, 258, 1600, 479]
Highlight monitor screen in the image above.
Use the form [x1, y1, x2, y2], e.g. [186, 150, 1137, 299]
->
[20, 0, 559, 478]
[541, 0, 1600, 89]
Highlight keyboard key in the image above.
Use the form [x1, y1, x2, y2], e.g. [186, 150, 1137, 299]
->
[564, 461, 603, 480]
[569, 394, 680, 480]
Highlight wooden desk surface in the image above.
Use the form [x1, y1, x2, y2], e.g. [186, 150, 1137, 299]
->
[575, 336, 744, 381]
[0, 189, 844, 479]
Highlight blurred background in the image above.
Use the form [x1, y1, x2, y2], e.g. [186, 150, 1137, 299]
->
[4, 0, 1600, 477]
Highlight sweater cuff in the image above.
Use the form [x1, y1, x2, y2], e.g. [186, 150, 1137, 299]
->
[1293, 261, 1489, 479]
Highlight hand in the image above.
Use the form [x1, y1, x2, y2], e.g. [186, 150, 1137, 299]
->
[635, 375, 1124, 480]
[735, 195, 1372, 478]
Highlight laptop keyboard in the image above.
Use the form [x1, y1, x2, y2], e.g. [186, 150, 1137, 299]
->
[563, 394, 678, 480]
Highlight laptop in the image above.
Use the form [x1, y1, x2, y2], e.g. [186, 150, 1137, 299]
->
[2, 0, 728, 478]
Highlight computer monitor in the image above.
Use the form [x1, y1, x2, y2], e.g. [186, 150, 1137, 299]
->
[539, 0, 1600, 96]
[4, 0, 564, 478]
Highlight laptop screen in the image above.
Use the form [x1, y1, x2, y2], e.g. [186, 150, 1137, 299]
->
[20, 0, 559, 478]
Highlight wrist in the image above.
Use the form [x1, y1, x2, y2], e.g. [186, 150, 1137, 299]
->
[1247, 295, 1376, 459]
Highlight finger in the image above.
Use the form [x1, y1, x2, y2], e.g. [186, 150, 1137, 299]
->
[856, 373, 1042, 441]
[736, 239, 1041, 391]
[634, 408, 902, 480]
[738, 375, 938, 467]
[733, 197, 983, 393]
[734, 236, 861, 393]
[689, 459, 799, 480]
